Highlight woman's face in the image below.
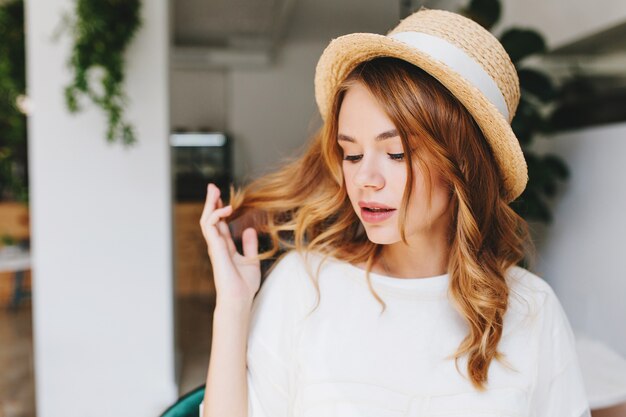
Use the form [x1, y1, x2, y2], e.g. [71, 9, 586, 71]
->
[337, 81, 453, 245]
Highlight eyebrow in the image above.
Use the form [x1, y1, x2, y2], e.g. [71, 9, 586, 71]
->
[337, 129, 399, 143]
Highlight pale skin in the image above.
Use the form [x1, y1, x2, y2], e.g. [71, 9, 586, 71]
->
[199, 80, 454, 416]
[338, 81, 454, 278]
[199, 183, 260, 417]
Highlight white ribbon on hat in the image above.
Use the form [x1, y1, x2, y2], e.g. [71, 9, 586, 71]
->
[389, 31, 509, 120]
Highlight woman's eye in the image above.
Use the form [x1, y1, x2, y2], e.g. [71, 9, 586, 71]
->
[388, 153, 405, 161]
[343, 154, 362, 162]
[343, 153, 405, 163]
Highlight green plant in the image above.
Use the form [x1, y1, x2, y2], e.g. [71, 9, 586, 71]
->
[460, 0, 570, 223]
[1, 234, 18, 247]
[0, 0, 28, 203]
[63, 0, 142, 146]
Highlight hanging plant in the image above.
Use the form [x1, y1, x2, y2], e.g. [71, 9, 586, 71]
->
[63, 0, 142, 146]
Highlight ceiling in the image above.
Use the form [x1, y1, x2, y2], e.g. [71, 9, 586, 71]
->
[536, 19, 626, 85]
[549, 19, 626, 56]
[172, 0, 297, 68]
[172, 0, 626, 75]
[174, 0, 292, 47]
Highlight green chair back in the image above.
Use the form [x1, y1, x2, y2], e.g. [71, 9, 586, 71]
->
[160, 384, 205, 417]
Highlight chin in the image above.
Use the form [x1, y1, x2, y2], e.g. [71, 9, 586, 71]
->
[363, 226, 400, 245]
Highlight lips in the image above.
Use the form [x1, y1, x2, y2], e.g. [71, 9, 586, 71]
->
[358, 201, 395, 211]
[358, 201, 396, 223]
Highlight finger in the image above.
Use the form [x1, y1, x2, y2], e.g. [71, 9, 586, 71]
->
[204, 184, 221, 217]
[207, 205, 232, 227]
[202, 219, 227, 259]
[202, 208, 232, 260]
[213, 185, 221, 206]
[217, 196, 224, 209]
[202, 205, 231, 244]
[241, 227, 258, 258]
[216, 219, 237, 255]
[200, 183, 216, 221]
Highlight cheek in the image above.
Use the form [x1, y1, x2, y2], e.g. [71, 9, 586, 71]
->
[431, 171, 452, 205]
[342, 164, 358, 198]
[411, 179, 452, 224]
[406, 169, 448, 212]
[341, 160, 359, 181]
[341, 162, 350, 184]
[392, 167, 409, 192]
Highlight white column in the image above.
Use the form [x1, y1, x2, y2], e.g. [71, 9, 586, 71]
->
[25, 0, 178, 415]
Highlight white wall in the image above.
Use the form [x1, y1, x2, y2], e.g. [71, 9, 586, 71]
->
[170, 0, 626, 181]
[169, 0, 400, 183]
[170, 69, 228, 132]
[532, 122, 626, 357]
[227, 0, 401, 181]
[490, 0, 626, 356]
[228, 40, 324, 182]
[26, 0, 177, 416]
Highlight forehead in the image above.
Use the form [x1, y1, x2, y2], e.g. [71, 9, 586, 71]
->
[337, 82, 398, 142]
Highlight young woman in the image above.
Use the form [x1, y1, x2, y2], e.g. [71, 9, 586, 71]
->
[199, 8, 590, 417]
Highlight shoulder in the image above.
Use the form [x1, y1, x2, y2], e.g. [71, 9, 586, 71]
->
[506, 271, 587, 415]
[259, 249, 348, 302]
[506, 265, 557, 306]
[265, 249, 307, 276]
[249, 251, 318, 330]
[257, 249, 326, 299]
[503, 266, 578, 368]
[503, 265, 566, 328]
[264, 249, 318, 280]
[265, 249, 340, 281]
[258, 250, 307, 294]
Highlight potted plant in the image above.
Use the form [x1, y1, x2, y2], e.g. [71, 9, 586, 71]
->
[457, 0, 571, 224]
[0, 0, 28, 204]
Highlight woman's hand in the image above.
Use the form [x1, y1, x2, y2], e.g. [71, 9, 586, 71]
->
[200, 183, 261, 308]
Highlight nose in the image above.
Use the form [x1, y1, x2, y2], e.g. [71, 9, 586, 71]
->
[353, 155, 385, 190]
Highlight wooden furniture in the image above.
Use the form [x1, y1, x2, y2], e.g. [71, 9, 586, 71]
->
[0, 202, 31, 308]
[0, 248, 31, 310]
[173, 201, 276, 298]
[174, 202, 215, 297]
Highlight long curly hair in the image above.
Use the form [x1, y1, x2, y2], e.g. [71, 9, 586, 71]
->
[226, 57, 534, 391]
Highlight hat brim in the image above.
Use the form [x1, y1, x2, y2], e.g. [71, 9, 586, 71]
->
[314, 32, 527, 202]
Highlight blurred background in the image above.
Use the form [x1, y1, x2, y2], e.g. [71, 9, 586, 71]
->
[1, 0, 625, 416]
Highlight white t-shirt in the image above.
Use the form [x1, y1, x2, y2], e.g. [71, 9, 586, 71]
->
[200, 250, 590, 417]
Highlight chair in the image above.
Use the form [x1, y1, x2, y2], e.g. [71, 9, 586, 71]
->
[159, 384, 206, 417]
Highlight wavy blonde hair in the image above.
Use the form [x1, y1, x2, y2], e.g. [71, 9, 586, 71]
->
[227, 57, 534, 391]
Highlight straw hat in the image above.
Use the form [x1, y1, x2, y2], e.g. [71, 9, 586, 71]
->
[314, 7, 527, 202]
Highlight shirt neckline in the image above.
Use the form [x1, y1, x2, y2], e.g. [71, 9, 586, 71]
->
[342, 260, 450, 291]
